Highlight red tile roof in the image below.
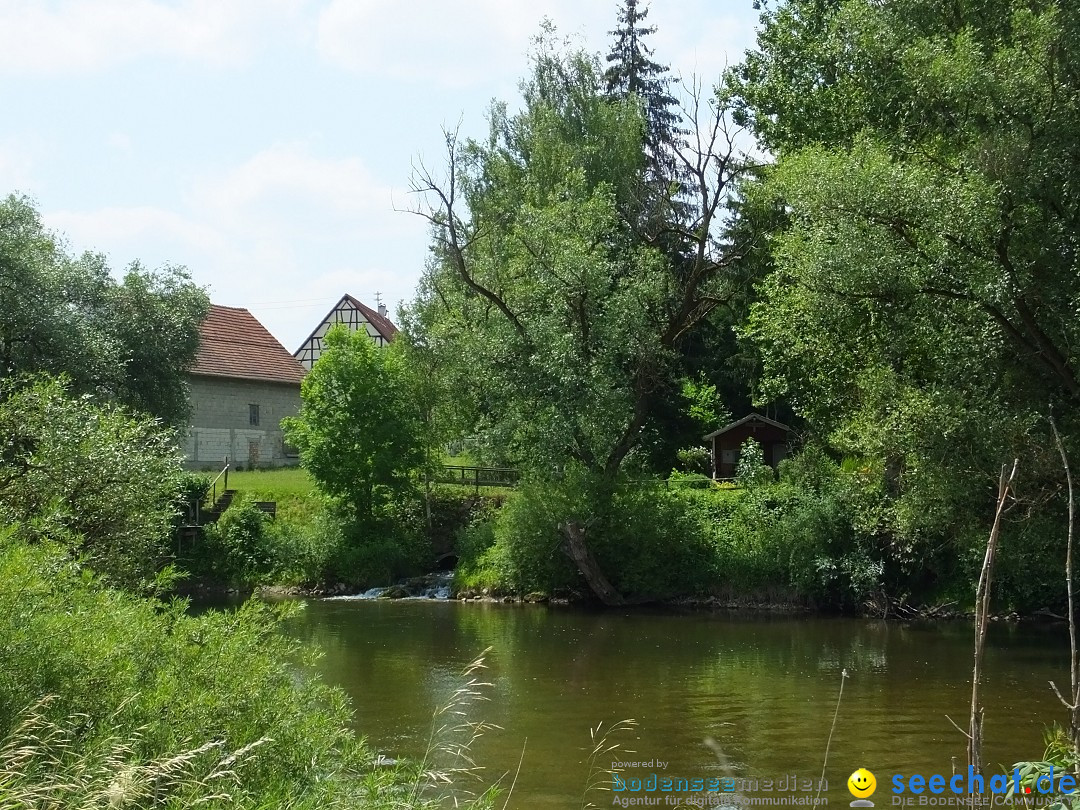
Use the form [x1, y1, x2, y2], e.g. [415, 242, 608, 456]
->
[342, 294, 399, 342]
[191, 304, 306, 384]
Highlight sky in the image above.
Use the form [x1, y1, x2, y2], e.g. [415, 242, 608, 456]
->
[2, 0, 762, 352]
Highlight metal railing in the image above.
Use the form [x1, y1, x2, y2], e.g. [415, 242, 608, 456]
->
[209, 457, 230, 507]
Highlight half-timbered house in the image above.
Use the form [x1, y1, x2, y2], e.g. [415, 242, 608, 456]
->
[294, 294, 398, 369]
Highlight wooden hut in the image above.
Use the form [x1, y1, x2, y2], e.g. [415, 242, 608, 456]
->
[704, 414, 791, 480]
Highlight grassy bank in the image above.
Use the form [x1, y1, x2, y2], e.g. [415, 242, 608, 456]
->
[0, 530, 502, 809]
[195, 458, 1058, 615]
[185, 467, 502, 591]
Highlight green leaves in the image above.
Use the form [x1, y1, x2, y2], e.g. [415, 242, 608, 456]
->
[0, 195, 208, 425]
[0, 377, 183, 589]
[283, 324, 423, 529]
[732, 0, 1080, 600]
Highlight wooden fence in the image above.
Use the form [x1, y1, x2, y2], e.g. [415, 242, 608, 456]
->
[437, 465, 520, 490]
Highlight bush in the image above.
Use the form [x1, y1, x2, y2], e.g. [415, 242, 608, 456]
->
[174, 472, 212, 524]
[0, 528, 366, 807]
[675, 446, 710, 475]
[482, 479, 584, 595]
[591, 486, 715, 599]
[735, 438, 774, 487]
[200, 499, 275, 584]
[0, 527, 501, 808]
[471, 472, 716, 601]
[668, 469, 713, 488]
[0, 376, 183, 589]
[453, 516, 501, 592]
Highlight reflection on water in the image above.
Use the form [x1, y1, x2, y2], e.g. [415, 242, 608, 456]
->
[280, 600, 1070, 808]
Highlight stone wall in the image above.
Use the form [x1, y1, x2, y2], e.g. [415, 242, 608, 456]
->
[183, 375, 302, 470]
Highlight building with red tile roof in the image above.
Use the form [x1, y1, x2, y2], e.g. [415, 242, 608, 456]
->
[184, 305, 307, 470]
[192, 305, 308, 384]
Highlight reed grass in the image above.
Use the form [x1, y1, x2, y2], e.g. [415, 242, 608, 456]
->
[0, 697, 270, 809]
[581, 719, 639, 810]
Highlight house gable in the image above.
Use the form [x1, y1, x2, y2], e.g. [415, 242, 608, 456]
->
[294, 294, 398, 370]
[184, 304, 306, 470]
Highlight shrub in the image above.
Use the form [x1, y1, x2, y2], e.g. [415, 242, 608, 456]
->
[174, 471, 212, 524]
[453, 516, 500, 591]
[0, 529, 365, 806]
[484, 479, 583, 595]
[0, 376, 183, 589]
[675, 446, 710, 474]
[590, 486, 715, 599]
[0, 527, 502, 808]
[201, 499, 275, 584]
[476, 473, 715, 600]
[668, 469, 712, 488]
[735, 438, 774, 487]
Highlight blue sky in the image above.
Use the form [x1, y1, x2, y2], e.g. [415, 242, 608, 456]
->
[3, 0, 761, 350]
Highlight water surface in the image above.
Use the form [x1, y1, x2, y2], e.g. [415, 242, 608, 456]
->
[281, 599, 1070, 807]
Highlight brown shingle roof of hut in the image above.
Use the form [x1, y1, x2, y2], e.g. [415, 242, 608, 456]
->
[703, 413, 791, 441]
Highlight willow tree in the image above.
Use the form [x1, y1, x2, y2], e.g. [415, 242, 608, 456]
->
[734, 0, 1080, 600]
[408, 32, 746, 603]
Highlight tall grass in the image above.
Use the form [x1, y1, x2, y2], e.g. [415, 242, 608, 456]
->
[0, 698, 270, 809]
[404, 648, 503, 808]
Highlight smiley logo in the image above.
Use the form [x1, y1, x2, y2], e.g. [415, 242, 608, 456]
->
[848, 768, 877, 799]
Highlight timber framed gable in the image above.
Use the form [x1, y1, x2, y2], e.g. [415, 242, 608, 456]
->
[294, 294, 398, 370]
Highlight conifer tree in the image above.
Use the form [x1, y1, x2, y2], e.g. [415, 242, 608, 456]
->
[604, 0, 681, 182]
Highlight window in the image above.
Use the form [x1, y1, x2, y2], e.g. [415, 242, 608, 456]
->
[249, 404, 260, 426]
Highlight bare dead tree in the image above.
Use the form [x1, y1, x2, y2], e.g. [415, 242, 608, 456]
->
[1048, 411, 1079, 764]
[967, 459, 1019, 789]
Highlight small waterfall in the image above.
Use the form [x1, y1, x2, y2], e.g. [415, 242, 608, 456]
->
[325, 571, 453, 601]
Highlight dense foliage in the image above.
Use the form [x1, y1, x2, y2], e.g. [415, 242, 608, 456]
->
[406, 29, 751, 603]
[0, 195, 208, 425]
[728, 0, 1080, 602]
[285, 325, 422, 525]
[0, 530, 501, 809]
[404, 1, 1080, 610]
[283, 324, 431, 584]
[0, 377, 183, 589]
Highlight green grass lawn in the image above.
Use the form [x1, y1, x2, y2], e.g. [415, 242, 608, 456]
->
[216, 466, 320, 525]
[225, 466, 317, 497]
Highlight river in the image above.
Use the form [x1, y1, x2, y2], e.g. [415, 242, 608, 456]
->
[279, 598, 1071, 808]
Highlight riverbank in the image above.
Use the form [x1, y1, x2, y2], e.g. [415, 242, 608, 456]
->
[189, 466, 1067, 619]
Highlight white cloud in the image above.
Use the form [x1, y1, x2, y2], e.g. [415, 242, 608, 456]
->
[0, 0, 305, 74]
[0, 139, 38, 192]
[44, 144, 427, 348]
[315, 0, 609, 86]
[196, 143, 393, 220]
[48, 205, 225, 255]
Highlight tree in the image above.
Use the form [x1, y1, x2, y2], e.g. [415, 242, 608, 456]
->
[0, 194, 208, 425]
[408, 32, 746, 603]
[106, 264, 210, 426]
[282, 324, 423, 530]
[604, 0, 681, 184]
[732, 0, 1080, 596]
[0, 376, 184, 588]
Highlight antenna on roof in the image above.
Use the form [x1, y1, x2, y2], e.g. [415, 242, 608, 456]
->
[375, 291, 388, 319]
